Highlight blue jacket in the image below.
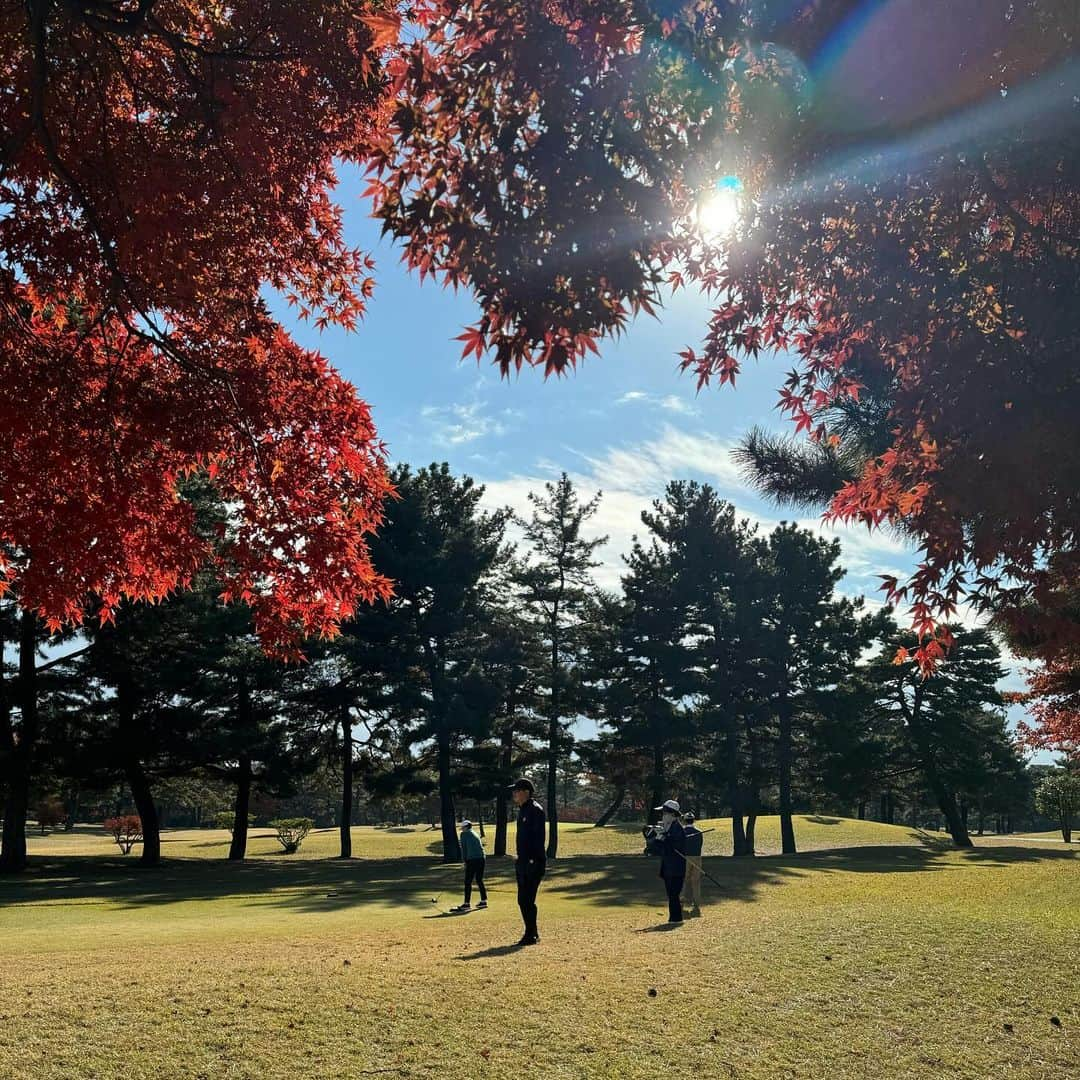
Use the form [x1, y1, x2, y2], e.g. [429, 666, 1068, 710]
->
[460, 828, 485, 861]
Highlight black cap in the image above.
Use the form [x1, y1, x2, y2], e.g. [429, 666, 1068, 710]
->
[510, 777, 534, 794]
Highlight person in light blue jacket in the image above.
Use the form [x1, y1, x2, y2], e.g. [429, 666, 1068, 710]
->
[450, 820, 488, 912]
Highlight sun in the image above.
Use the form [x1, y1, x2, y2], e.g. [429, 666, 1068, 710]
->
[695, 175, 743, 242]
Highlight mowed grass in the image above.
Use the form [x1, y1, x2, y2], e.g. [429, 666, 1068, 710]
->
[1, 818, 1077, 1080]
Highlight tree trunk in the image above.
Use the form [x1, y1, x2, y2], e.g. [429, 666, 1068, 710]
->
[857, 800, 867, 820]
[744, 813, 757, 855]
[916, 753, 971, 847]
[1061, 816, 1072, 844]
[927, 769, 971, 848]
[494, 795, 508, 856]
[229, 754, 252, 861]
[494, 724, 512, 856]
[0, 610, 40, 873]
[724, 715, 749, 857]
[544, 617, 561, 859]
[0, 774, 30, 873]
[778, 700, 797, 855]
[546, 717, 559, 859]
[339, 699, 353, 859]
[742, 713, 764, 857]
[437, 735, 460, 861]
[648, 742, 665, 825]
[476, 802, 485, 839]
[903, 685, 971, 847]
[125, 759, 161, 866]
[594, 785, 626, 827]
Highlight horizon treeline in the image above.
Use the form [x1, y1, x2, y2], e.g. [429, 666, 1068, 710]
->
[1, 465, 1049, 871]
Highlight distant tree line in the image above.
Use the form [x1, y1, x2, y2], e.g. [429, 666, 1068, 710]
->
[0, 466, 1058, 873]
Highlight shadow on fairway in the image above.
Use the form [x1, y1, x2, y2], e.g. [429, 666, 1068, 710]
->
[455, 943, 526, 960]
[541, 842, 1080, 910]
[635, 922, 684, 933]
[2, 842, 1073, 916]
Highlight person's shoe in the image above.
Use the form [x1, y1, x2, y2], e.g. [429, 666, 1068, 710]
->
[476, 900, 488, 909]
[516, 934, 539, 946]
[450, 903, 471, 913]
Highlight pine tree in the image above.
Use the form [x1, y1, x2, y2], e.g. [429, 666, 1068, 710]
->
[513, 474, 605, 859]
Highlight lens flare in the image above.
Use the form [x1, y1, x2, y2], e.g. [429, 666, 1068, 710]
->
[696, 175, 743, 242]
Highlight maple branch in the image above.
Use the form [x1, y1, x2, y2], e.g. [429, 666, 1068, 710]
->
[974, 155, 1076, 259]
[64, 0, 158, 37]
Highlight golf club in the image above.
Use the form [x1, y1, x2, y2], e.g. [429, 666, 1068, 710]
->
[644, 825, 726, 892]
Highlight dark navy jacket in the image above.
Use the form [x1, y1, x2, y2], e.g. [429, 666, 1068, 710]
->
[516, 798, 547, 865]
[657, 820, 686, 880]
[683, 824, 704, 858]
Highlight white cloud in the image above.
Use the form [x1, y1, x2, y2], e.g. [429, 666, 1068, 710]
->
[420, 401, 508, 446]
[477, 425, 916, 596]
[614, 390, 699, 416]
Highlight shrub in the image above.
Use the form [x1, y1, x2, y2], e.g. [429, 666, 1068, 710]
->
[104, 815, 143, 855]
[1034, 773, 1080, 843]
[214, 811, 236, 834]
[35, 796, 67, 834]
[270, 817, 312, 854]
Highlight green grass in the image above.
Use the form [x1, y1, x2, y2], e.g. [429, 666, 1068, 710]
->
[2, 817, 1077, 1079]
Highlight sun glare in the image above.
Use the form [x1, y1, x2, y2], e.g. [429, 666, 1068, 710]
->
[695, 175, 743, 242]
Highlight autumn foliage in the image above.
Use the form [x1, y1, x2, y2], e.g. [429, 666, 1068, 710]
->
[103, 815, 143, 855]
[1, 1, 400, 654]
[373, 0, 1080, 675]
[2, 1, 1078, 684]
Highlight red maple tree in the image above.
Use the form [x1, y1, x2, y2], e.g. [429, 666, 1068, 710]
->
[374, 0, 1079, 673]
[1, 1, 402, 654]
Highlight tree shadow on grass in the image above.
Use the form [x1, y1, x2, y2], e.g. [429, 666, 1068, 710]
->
[1, 841, 1072, 918]
[542, 842, 1079, 911]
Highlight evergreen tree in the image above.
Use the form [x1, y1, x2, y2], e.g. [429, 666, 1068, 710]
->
[591, 529, 696, 821]
[513, 474, 605, 859]
[864, 625, 1008, 847]
[346, 464, 508, 861]
[758, 523, 882, 853]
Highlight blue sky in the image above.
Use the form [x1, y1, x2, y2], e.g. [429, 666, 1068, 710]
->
[270, 164, 1040, 750]
[273, 164, 916, 605]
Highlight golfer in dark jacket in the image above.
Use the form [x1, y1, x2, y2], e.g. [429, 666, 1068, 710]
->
[653, 799, 687, 923]
[511, 777, 546, 945]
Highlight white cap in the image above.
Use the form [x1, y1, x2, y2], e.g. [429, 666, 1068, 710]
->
[460, 820, 472, 829]
[654, 799, 680, 814]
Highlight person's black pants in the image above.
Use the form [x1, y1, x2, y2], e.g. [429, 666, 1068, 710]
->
[516, 859, 545, 938]
[464, 857, 487, 904]
[663, 873, 684, 922]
